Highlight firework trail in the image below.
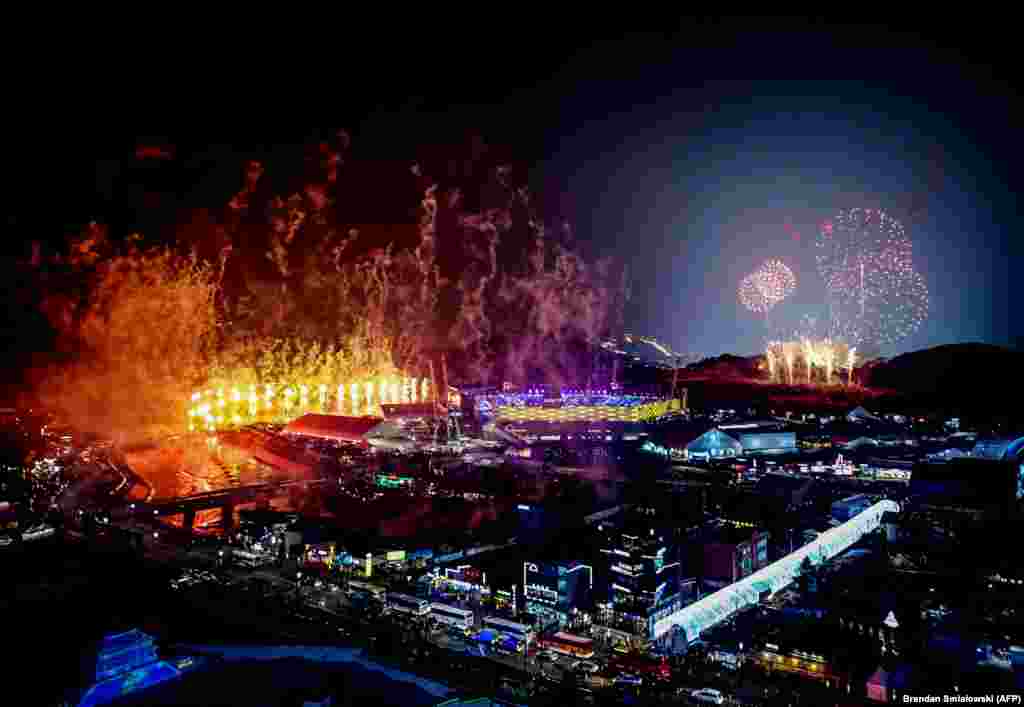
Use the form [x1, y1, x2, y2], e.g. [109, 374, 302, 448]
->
[34, 133, 624, 440]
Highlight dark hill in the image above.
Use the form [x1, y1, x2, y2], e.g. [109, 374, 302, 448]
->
[682, 353, 762, 380]
[659, 343, 1021, 419]
[862, 343, 1024, 418]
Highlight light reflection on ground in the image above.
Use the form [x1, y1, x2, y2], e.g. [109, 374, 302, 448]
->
[124, 438, 294, 502]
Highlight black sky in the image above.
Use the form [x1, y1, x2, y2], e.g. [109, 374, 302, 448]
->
[7, 18, 1022, 355]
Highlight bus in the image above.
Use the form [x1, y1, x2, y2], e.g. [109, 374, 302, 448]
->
[482, 617, 535, 644]
[609, 653, 671, 681]
[389, 593, 431, 616]
[347, 580, 386, 602]
[430, 603, 474, 632]
[539, 632, 595, 659]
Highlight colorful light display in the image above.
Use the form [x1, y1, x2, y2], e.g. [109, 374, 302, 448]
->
[187, 376, 427, 432]
[816, 208, 930, 345]
[494, 397, 680, 423]
[739, 259, 796, 314]
[764, 339, 857, 386]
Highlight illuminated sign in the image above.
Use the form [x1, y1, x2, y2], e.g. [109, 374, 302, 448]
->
[376, 474, 413, 489]
[386, 550, 406, 562]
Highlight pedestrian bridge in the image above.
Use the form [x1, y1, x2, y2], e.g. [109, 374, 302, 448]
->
[654, 498, 900, 642]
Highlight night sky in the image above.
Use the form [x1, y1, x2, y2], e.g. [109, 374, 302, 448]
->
[9, 18, 1021, 359]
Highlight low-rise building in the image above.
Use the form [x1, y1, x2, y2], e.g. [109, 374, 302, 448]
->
[702, 524, 770, 590]
[523, 559, 592, 630]
[831, 494, 875, 523]
[684, 428, 743, 461]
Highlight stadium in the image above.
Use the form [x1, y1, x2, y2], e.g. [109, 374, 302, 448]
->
[467, 386, 684, 445]
[185, 377, 458, 433]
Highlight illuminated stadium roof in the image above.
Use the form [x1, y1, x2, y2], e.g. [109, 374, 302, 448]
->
[284, 414, 387, 442]
[380, 402, 441, 420]
[653, 498, 899, 642]
[494, 398, 680, 424]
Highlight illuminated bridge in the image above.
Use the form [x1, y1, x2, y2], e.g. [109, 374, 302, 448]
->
[654, 499, 900, 642]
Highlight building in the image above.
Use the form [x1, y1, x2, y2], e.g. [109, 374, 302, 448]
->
[94, 630, 160, 682]
[702, 525, 770, 590]
[523, 560, 593, 630]
[831, 494, 875, 523]
[472, 389, 681, 443]
[685, 428, 743, 461]
[738, 431, 797, 455]
[78, 630, 188, 707]
[284, 414, 408, 449]
[713, 420, 797, 456]
[972, 436, 1024, 464]
[596, 524, 683, 643]
[910, 458, 1018, 521]
[847, 406, 881, 424]
[865, 665, 919, 704]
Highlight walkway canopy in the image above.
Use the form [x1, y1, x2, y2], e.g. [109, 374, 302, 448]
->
[653, 499, 899, 642]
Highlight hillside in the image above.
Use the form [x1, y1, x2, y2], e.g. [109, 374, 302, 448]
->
[681, 353, 763, 380]
[861, 343, 1024, 416]
[662, 343, 1022, 418]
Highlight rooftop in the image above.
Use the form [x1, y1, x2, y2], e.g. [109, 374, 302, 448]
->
[707, 522, 766, 546]
[284, 414, 386, 442]
[98, 629, 154, 655]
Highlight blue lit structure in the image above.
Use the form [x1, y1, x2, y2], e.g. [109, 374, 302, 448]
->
[653, 499, 899, 642]
[79, 662, 182, 707]
[474, 389, 676, 420]
[972, 437, 1024, 461]
[79, 630, 187, 707]
[685, 428, 743, 460]
[94, 630, 158, 682]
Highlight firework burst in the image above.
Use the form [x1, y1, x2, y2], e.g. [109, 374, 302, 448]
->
[738, 259, 796, 314]
[817, 208, 929, 346]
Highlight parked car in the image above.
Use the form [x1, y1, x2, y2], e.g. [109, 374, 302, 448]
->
[572, 660, 600, 675]
[691, 687, 726, 705]
[613, 673, 643, 686]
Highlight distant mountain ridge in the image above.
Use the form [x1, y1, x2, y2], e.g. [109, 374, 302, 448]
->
[667, 342, 1022, 417]
[862, 342, 1023, 400]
